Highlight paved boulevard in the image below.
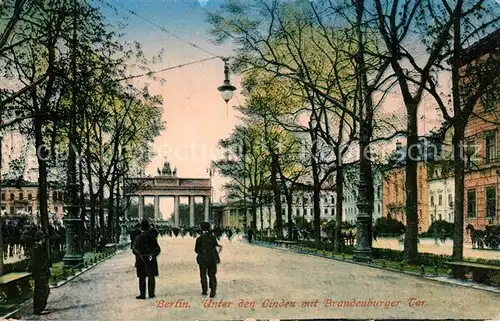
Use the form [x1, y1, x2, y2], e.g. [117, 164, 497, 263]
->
[15, 236, 500, 320]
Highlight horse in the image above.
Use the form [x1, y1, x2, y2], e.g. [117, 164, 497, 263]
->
[465, 224, 485, 249]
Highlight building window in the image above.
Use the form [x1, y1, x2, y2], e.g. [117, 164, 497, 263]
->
[377, 186, 381, 199]
[58, 192, 63, 201]
[282, 208, 285, 215]
[28, 206, 32, 213]
[467, 189, 477, 217]
[438, 194, 442, 206]
[466, 139, 476, 167]
[486, 186, 496, 217]
[378, 204, 381, 213]
[430, 195, 435, 206]
[324, 208, 328, 214]
[54, 206, 58, 213]
[10, 193, 14, 201]
[28, 194, 32, 200]
[1, 194, 4, 201]
[19, 193, 23, 200]
[486, 132, 496, 164]
[53, 191, 57, 202]
[482, 90, 497, 111]
[448, 194, 453, 207]
[10, 207, 14, 214]
[331, 208, 335, 216]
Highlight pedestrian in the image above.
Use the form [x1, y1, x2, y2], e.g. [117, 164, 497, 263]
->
[32, 231, 50, 315]
[133, 220, 161, 299]
[195, 222, 221, 298]
[247, 227, 254, 244]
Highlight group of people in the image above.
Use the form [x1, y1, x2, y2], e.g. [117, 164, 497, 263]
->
[130, 220, 222, 299]
[1, 217, 66, 261]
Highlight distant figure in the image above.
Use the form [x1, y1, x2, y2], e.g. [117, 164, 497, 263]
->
[373, 229, 377, 241]
[133, 220, 161, 299]
[32, 231, 50, 315]
[195, 222, 221, 298]
[226, 228, 233, 242]
[247, 228, 254, 244]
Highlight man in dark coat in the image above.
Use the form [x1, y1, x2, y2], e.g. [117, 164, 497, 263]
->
[247, 227, 254, 244]
[195, 222, 221, 298]
[32, 231, 50, 315]
[133, 220, 161, 299]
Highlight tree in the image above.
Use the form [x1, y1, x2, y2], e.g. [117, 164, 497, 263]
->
[207, 0, 392, 250]
[418, 0, 500, 261]
[214, 124, 270, 231]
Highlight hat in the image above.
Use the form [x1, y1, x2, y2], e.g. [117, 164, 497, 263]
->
[200, 222, 210, 231]
[140, 219, 150, 231]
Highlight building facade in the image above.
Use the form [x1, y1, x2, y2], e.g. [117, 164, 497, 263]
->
[463, 30, 500, 238]
[382, 146, 430, 233]
[0, 180, 66, 219]
[427, 164, 455, 225]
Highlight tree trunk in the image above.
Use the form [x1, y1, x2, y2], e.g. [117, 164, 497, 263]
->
[251, 196, 257, 231]
[79, 153, 85, 251]
[286, 188, 293, 241]
[259, 191, 264, 232]
[271, 155, 283, 238]
[334, 164, 343, 253]
[451, 0, 465, 262]
[115, 179, 121, 243]
[98, 127, 105, 240]
[311, 140, 322, 247]
[35, 116, 51, 263]
[107, 179, 115, 243]
[404, 103, 419, 264]
[85, 126, 96, 249]
[452, 125, 465, 261]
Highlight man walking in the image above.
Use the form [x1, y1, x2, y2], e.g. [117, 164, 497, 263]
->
[32, 231, 50, 315]
[133, 220, 161, 299]
[247, 227, 254, 244]
[195, 222, 221, 298]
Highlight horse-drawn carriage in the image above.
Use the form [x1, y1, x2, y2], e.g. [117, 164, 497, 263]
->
[466, 224, 500, 250]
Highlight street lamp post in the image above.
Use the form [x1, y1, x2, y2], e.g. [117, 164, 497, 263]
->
[217, 57, 236, 104]
[63, 2, 83, 267]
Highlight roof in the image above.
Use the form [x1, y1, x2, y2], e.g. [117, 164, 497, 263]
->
[460, 29, 500, 66]
[0, 179, 65, 189]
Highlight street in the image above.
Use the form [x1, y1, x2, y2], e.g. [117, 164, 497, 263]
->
[15, 236, 500, 320]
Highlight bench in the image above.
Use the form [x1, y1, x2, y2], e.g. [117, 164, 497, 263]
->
[275, 240, 299, 248]
[0, 272, 32, 301]
[104, 243, 117, 254]
[447, 261, 500, 285]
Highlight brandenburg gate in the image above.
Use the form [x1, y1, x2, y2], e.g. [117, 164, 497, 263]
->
[124, 161, 212, 227]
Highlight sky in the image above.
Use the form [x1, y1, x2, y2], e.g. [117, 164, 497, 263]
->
[2, 0, 450, 220]
[96, 0, 244, 218]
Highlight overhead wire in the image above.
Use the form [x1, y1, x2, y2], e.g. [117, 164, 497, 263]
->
[118, 56, 219, 81]
[106, 0, 223, 59]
